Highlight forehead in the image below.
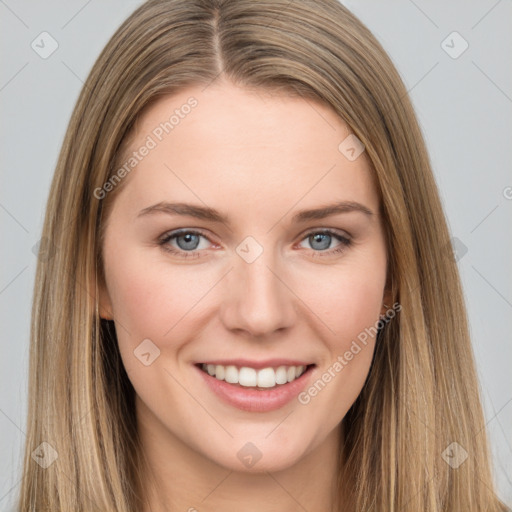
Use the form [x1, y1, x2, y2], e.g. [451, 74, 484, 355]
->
[134, 82, 351, 159]
[112, 81, 379, 222]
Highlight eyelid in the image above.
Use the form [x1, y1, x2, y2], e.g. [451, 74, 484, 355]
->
[299, 226, 351, 241]
[159, 227, 214, 243]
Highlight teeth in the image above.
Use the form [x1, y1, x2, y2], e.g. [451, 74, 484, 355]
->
[225, 365, 238, 384]
[201, 363, 308, 388]
[275, 366, 288, 385]
[239, 367, 257, 387]
[257, 368, 275, 388]
[215, 365, 225, 380]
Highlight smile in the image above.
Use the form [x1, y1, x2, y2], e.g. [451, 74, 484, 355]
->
[195, 361, 316, 413]
[200, 363, 309, 389]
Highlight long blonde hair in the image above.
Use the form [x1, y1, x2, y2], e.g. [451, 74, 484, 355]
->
[18, 0, 508, 510]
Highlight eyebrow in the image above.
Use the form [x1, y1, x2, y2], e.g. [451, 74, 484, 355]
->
[137, 200, 373, 225]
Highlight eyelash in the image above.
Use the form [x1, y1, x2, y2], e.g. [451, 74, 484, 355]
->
[158, 228, 352, 259]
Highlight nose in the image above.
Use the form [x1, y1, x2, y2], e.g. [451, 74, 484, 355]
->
[219, 246, 297, 338]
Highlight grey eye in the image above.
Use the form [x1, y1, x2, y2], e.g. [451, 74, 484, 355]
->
[308, 233, 333, 251]
[175, 232, 201, 250]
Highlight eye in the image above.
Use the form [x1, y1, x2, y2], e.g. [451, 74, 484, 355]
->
[158, 229, 214, 258]
[297, 229, 352, 257]
[158, 228, 352, 259]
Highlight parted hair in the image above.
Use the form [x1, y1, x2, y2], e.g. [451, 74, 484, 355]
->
[18, 0, 508, 510]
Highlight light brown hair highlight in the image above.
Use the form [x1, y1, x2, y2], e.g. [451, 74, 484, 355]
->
[18, 1, 508, 511]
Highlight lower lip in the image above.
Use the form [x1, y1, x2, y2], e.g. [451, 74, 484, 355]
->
[195, 365, 315, 413]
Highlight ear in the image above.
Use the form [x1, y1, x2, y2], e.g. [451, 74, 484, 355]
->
[97, 276, 114, 321]
[380, 276, 394, 317]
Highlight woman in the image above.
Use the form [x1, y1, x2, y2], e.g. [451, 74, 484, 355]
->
[17, 0, 509, 510]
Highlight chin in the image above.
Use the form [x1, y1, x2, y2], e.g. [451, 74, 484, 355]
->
[200, 432, 314, 474]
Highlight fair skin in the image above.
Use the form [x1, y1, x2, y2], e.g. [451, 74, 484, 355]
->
[99, 80, 389, 512]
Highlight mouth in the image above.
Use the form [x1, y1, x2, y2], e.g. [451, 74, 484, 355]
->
[196, 362, 314, 390]
[194, 361, 316, 412]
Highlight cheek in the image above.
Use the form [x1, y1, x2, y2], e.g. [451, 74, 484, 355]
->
[293, 273, 384, 426]
[295, 258, 386, 348]
[103, 248, 217, 355]
[290, 253, 386, 407]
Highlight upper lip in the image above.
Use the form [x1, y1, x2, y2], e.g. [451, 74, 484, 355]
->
[196, 359, 314, 369]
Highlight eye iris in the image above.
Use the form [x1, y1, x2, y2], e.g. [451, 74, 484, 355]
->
[176, 233, 200, 250]
[310, 233, 331, 250]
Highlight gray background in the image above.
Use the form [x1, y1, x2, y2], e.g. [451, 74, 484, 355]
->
[1, 0, 511, 509]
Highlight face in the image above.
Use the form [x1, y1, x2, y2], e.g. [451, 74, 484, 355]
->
[99, 81, 389, 473]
